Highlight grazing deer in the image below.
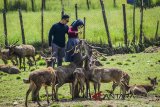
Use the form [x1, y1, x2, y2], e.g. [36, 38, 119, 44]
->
[0, 47, 18, 66]
[7, 43, 36, 71]
[24, 67, 56, 107]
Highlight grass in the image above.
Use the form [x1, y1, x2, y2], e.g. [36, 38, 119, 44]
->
[0, 52, 160, 106]
[0, 1, 159, 46]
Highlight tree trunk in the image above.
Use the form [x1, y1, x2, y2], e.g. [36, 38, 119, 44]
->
[2, 9, 8, 46]
[132, 1, 136, 44]
[122, 4, 128, 47]
[31, 0, 35, 12]
[86, 0, 90, 10]
[41, 0, 44, 49]
[18, 8, 25, 44]
[155, 20, 159, 39]
[75, 4, 78, 20]
[83, 17, 86, 39]
[99, 0, 112, 48]
[139, 0, 144, 45]
[113, 0, 116, 7]
[4, 0, 7, 12]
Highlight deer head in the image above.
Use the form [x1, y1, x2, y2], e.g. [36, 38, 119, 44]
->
[41, 52, 56, 68]
[148, 77, 158, 86]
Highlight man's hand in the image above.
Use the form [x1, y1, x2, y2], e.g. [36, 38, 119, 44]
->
[78, 31, 82, 35]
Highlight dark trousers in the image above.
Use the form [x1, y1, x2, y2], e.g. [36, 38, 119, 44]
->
[52, 43, 65, 67]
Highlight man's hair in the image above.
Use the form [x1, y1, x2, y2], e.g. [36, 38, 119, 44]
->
[61, 14, 69, 19]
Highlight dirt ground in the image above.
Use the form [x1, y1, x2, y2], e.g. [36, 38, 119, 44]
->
[2, 95, 160, 107]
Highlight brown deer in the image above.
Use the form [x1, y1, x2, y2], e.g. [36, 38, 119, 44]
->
[0, 64, 20, 74]
[41, 52, 56, 68]
[122, 77, 158, 97]
[55, 41, 88, 100]
[24, 67, 56, 107]
[7, 43, 36, 71]
[72, 68, 86, 99]
[0, 47, 18, 66]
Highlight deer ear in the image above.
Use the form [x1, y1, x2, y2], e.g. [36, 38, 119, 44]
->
[148, 77, 151, 80]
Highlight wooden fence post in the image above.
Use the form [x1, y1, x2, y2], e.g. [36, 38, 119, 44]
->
[113, 0, 116, 7]
[41, 0, 44, 49]
[61, 0, 64, 17]
[31, 0, 35, 12]
[132, 1, 136, 44]
[75, 4, 78, 20]
[155, 20, 159, 39]
[4, 0, 7, 12]
[44, 0, 46, 10]
[86, 0, 90, 10]
[83, 17, 86, 39]
[99, 0, 112, 48]
[18, 8, 25, 44]
[122, 4, 128, 47]
[2, 9, 8, 46]
[139, 0, 144, 45]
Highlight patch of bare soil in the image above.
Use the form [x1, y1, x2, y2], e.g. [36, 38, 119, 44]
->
[2, 95, 160, 107]
[143, 46, 160, 53]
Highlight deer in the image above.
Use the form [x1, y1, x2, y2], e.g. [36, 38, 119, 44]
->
[121, 77, 158, 97]
[41, 52, 56, 68]
[0, 46, 18, 66]
[0, 64, 20, 74]
[6, 41, 36, 71]
[72, 68, 87, 99]
[79, 40, 129, 99]
[24, 67, 56, 107]
[55, 40, 89, 101]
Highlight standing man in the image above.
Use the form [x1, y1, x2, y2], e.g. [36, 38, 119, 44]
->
[48, 14, 69, 66]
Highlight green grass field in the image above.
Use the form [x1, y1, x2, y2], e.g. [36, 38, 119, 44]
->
[0, 0, 159, 46]
[0, 52, 160, 107]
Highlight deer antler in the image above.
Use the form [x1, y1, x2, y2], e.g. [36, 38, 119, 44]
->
[40, 51, 48, 58]
[10, 40, 19, 47]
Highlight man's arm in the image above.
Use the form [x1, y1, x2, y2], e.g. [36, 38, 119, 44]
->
[48, 25, 55, 47]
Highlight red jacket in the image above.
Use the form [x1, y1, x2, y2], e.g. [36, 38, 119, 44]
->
[68, 26, 78, 38]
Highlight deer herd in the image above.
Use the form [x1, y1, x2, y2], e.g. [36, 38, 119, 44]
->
[0, 40, 159, 107]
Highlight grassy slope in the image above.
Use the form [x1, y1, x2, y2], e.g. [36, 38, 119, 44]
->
[0, 0, 159, 45]
[0, 52, 160, 106]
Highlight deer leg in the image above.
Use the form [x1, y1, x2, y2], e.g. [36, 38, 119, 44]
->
[112, 82, 118, 94]
[23, 57, 26, 71]
[11, 59, 16, 66]
[19, 57, 22, 69]
[55, 83, 63, 101]
[51, 82, 56, 101]
[98, 82, 101, 93]
[32, 56, 36, 65]
[2, 59, 8, 64]
[94, 83, 97, 94]
[35, 85, 42, 106]
[85, 80, 89, 98]
[45, 86, 50, 105]
[25, 83, 34, 107]
[72, 79, 77, 100]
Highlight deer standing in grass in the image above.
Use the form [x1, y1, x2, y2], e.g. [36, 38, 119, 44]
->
[24, 67, 56, 107]
[7, 43, 36, 71]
